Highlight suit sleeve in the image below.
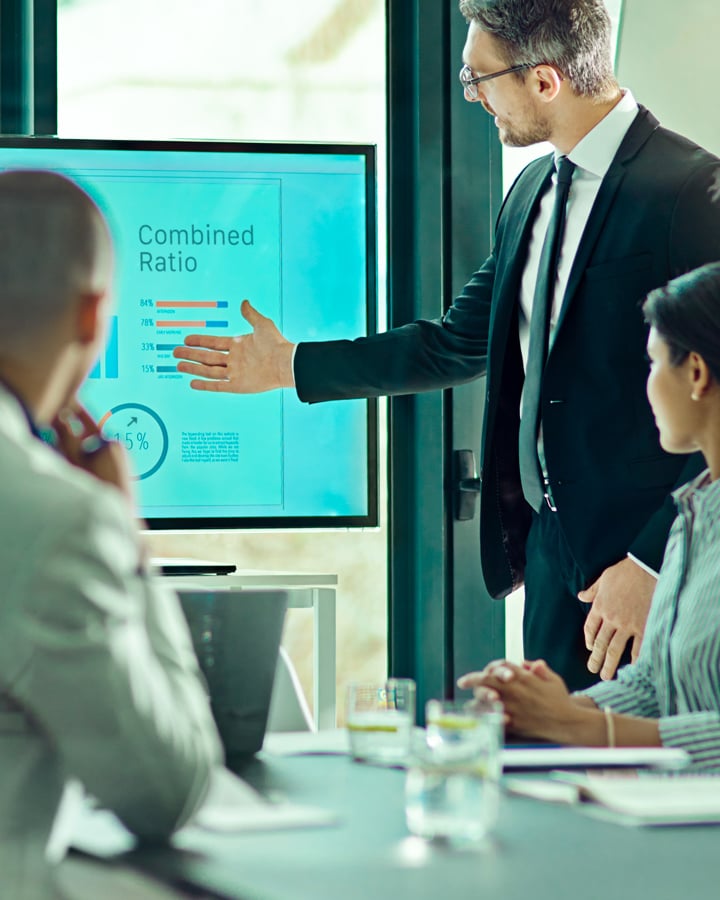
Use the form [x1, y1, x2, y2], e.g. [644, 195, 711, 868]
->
[628, 160, 720, 570]
[294, 252, 497, 403]
[8, 491, 223, 842]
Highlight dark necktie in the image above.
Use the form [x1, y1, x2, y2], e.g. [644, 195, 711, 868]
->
[518, 155, 575, 511]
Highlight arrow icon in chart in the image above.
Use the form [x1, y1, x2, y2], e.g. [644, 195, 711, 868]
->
[127, 416, 138, 427]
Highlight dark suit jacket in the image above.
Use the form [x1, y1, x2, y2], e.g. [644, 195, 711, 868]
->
[295, 107, 720, 599]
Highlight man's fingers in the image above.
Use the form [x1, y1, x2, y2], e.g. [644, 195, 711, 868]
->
[578, 581, 598, 604]
[630, 634, 642, 663]
[600, 630, 628, 681]
[67, 403, 101, 436]
[52, 417, 75, 457]
[189, 378, 234, 393]
[587, 624, 616, 674]
[173, 346, 229, 367]
[583, 609, 602, 651]
[176, 361, 229, 380]
[240, 299, 267, 327]
[176, 333, 233, 353]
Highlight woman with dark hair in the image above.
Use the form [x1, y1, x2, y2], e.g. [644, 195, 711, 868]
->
[458, 261, 720, 770]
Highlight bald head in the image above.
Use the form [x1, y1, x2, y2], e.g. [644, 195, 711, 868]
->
[0, 170, 112, 355]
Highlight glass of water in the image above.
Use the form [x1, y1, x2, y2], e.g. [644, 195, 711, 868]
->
[405, 698, 503, 842]
[346, 679, 416, 764]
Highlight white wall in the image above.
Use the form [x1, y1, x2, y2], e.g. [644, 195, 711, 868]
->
[616, 0, 719, 155]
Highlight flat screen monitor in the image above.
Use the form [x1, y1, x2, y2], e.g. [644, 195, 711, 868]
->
[0, 137, 377, 528]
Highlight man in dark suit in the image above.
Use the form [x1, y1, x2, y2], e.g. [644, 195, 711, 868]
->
[174, 0, 720, 691]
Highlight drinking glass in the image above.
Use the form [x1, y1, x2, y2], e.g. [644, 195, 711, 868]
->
[405, 698, 503, 842]
[345, 679, 416, 764]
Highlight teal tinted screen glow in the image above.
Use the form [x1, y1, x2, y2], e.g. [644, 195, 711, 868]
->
[0, 138, 377, 528]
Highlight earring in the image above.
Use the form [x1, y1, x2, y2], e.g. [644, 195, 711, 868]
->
[691, 394, 700, 401]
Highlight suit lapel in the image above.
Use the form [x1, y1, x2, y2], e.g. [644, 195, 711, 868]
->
[489, 157, 553, 366]
[551, 107, 660, 342]
[483, 158, 553, 448]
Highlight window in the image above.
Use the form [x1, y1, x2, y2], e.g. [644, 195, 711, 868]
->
[57, 0, 388, 722]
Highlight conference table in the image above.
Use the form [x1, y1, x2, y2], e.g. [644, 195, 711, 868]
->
[63, 740, 720, 900]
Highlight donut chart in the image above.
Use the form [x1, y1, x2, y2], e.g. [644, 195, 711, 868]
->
[98, 402, 169, 480]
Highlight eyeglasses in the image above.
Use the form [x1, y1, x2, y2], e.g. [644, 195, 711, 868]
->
[459, 62, 536, 99]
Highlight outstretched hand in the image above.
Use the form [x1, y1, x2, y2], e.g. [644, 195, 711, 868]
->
[173, 300, 296, 393]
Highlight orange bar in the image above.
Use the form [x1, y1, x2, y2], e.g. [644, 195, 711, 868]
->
[156, 301, 220, 308]
[156, 320, 207, 327]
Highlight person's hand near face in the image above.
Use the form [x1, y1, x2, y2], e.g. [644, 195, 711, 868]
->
[52, 403, 134, 507]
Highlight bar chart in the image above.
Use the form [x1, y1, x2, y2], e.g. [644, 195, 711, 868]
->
[135, 299, 236, 377]
[89, 316, 119, 379]
[155, 299, 229, 329]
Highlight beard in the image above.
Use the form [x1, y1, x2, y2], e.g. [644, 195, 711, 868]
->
[496, 110, 552, 148]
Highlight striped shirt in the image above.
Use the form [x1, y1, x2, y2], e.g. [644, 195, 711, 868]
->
[583, 469, 720, 770]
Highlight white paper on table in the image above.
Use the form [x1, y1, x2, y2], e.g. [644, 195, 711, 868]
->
[262, 729, 351, 756]
[506, 771, 720, 826]
[189, 766, 337, 832]
[555, 772, 720, 825]
[70, 766, 337, 858]
[501, 746, 689, 772]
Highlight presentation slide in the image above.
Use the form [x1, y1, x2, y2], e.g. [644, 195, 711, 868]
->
[0, 142, 376, 525]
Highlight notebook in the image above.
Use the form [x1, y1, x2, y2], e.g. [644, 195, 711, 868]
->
[501, 745, 689, 772]
[506, 772, 720, 827]
[176, 588, 288, 758]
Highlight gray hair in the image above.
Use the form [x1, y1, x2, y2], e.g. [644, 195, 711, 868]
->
[0, 170, 110, 350]
[458, 0, 618, 98]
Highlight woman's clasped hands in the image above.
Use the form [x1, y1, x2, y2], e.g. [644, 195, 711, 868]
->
[457, 659, 581, 742]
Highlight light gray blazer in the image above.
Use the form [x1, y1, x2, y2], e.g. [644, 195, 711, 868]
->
[0, 387, 222, 895]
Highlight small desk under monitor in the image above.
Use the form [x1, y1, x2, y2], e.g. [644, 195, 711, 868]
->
[161, 570, 337, 730]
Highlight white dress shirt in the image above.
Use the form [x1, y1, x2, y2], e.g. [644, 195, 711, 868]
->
[519, 90, 650, 543]
[518, 89, 639, 365]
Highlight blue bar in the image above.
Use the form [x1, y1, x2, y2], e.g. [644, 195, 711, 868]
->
[205, 320, 229, 328]
[89, 359, 101, 379]
[216, 301, 228, 308]
[156, 344, 179, 351]
[157, 366, 178, 373]
[105, 316, 119, 379]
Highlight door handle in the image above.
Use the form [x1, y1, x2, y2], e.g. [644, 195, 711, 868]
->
[454, 449, 481, 521]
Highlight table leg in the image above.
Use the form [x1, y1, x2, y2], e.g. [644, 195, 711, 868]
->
[312, 588, 336, 729]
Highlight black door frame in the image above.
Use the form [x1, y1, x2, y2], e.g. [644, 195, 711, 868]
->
[386, 0, 504, 715]
[0, 0, 57, 135]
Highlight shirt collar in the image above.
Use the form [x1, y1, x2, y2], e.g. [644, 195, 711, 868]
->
[672, 467, 720, 515]
[561, 89, 639, 179]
